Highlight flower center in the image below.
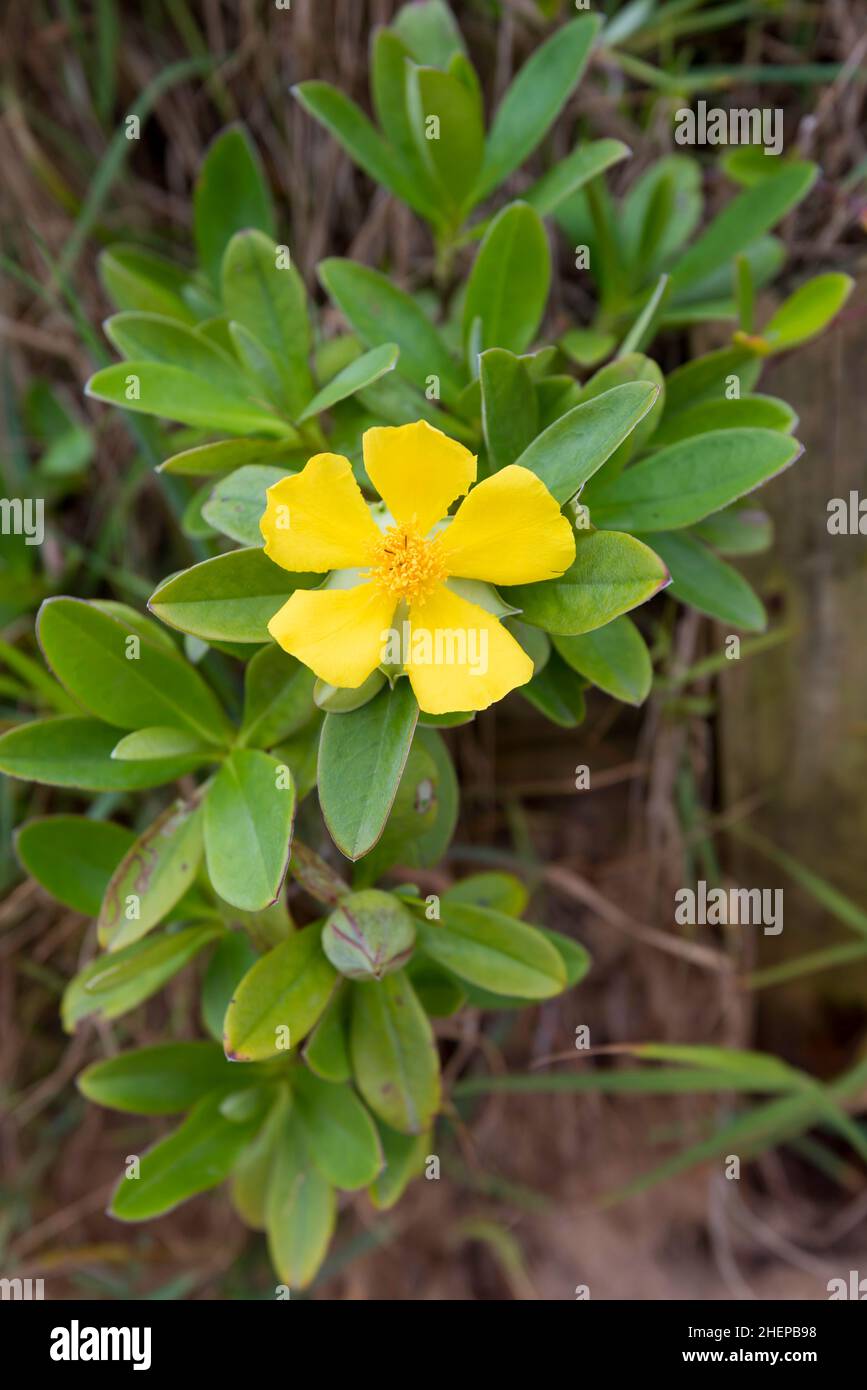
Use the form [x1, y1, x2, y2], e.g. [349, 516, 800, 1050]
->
[367, 522, 446, 603]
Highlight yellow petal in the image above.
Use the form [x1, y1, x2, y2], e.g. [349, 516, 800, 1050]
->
[438, 464, 575, 584]
[405, 585, 533, 715]
[260, 453, 380, 572]
[268, 583, 396, 688]
[362, 421, 477, 535]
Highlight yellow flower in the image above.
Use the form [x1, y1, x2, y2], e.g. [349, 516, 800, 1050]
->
[260, 420, 575, 715]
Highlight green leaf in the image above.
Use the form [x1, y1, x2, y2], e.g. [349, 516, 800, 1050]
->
[293, 81, 430, 219]
[525, 138, 630, 217]
[554, 616, 652, 705]
[110, 1091, 258, 1221]
[99, 244, 196, 322]
[37, 597, 231, 744]
[371, 32, 435, 199]
[239, 645, 316, 749]
[504, 529, 669, 635]
[201, 464, 288, 547]
[223, 924, 337, 1060]
[293, 1068, 383, 1190]
[85, 362, 293, 436]
[221, 231, 314, 417]
[463, 203, 550, 355]
[540, 926, 591, 988]
[669, 163, 817, 294]
[417, 903, 566, 999]
[520, 650, 587, 727]
[204, 750, 295, 912]
[62, 924, 221, 1030]
[318, 259, 463, 404]
[407, 65, 484, 213]
[149, 549, 318, 644]
[350, 969, 441, 1134]
[649, 394, 796, 449]
[645, 531, 767, 631]
[104, 312, 241, 391]
[693, 504, 773, 556]
[194, 126, 275, 289]
[298, 343, 399, 422]
[392, 0, 466, 68]
[762, 272, 853, 352]
[663, 346, 762, 418]
[158, 437, 302, 477]
[369, 1120, 431, 1211]
[231, 1095, 284, 1229]
[0, 716, 207, 791]
[584, 428, 802, 532]
[476, 15, 599, 200]
[98, 797, 205, 950]
[111, 727, 213, 761]
[78, 1041, 250, 1114]
[444, 872, 529, 918]
[512, 382, 659, 503]
[15, 816, 134, 916]
[202, 931, 259, 1042]
[303, 986, 351, 1083]
[266, 1105, 336, 1289]
[318, 681, 419, 860]
[479, 348, 539, 470]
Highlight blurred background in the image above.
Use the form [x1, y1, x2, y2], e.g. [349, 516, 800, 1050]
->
[1, 0, 866, 1299]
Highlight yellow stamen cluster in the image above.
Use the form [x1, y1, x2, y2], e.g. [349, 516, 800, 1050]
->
[367, 522, 447, 603]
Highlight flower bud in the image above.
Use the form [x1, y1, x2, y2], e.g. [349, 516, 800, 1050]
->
[321, 890, 416, 981]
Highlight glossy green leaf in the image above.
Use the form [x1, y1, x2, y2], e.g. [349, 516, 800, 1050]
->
[37, 597, 230, 744]
[239, 645, 316, 749]
[418, 903, 566, 999]
[504, 529, 669, 635]
[525, 138, 630, 217]
[98, 797, 205, 950]
[111, 727, 213, 762]
[407, 65, 484, 212]
[204, 750, 295, 912]
[104, 312, 240, 389]
[693, 504, 773, 556]
[99, 244, 195, 322]
[663, 346, 762, 418]
[200, 464, 288, 547]
[149, 549, 317, 643]
[476, 15, 599, 200]
[369, 1120, 431, 1211]
[62, 924, 221, 1030]
[444, 872, 529, 918]
[111, 1091, 258, 1220]
[644, 530, 767, 631]
[392, 0, 466, 68]
[85, 362, 293, 436]
[298, 343, 399, 422]
[649, 394, 796, 449]
[266, 1105, 336, 1289]
[0, 717, 207, 792]
[318, 259, 463, 403]
[350, 970, 441, 1134]
[513, 382, 659, 503]
[520, 650, 587, 727]
[371, 31, 435, 202]
[293, 1068, 382, 1190]
[158, 437, 302, 477]
[318, 680, 419, 860]
[479, 348, 538, 470]
[78, 1041, 251, 1114]
[223, 924, 337, 1060]
[231, 1095, 284, 1229]
[202, 930, 259, 1042]
[15, 816, 134, 916]
[584, 428, 802, 532]
[221, 231, 313, 417]
[669, 163, 817, 294]
[762, 272, 853, 352]
[463, 203, 550, 355]
[303, 986, 351, 1083]
[194, 126, 275, 289]
[554, 617, 652, 705]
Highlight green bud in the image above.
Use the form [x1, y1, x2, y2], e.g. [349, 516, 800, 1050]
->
[321, 889, 416, 981]
[313, 669, 386, 712]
